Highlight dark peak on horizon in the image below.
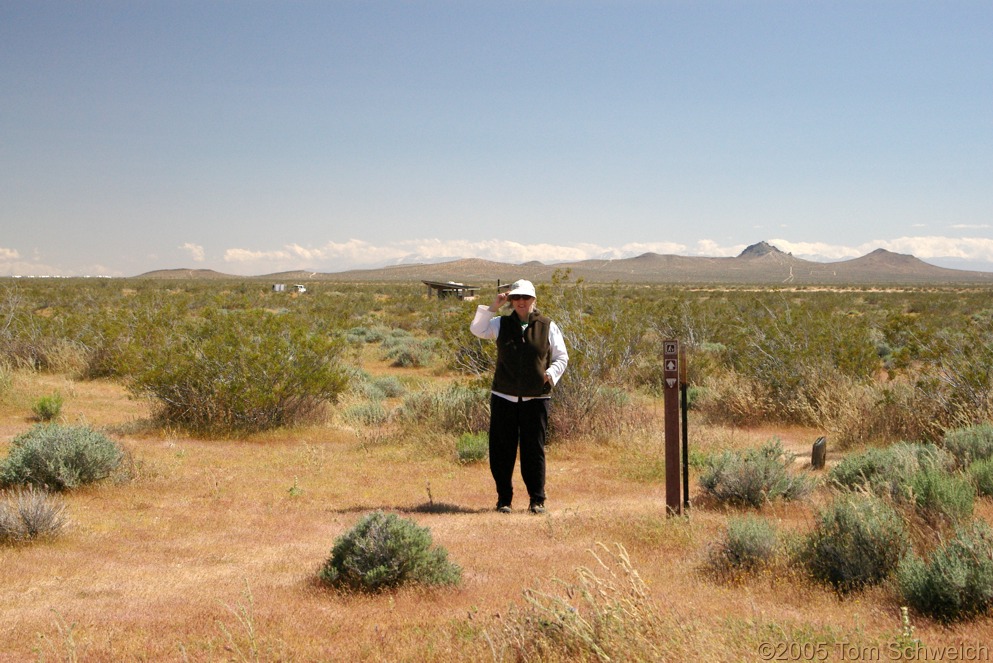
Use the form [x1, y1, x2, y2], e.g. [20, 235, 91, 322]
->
[738, 241, 789, 258]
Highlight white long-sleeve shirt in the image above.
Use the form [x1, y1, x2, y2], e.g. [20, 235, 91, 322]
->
[470, 305, 569, 402]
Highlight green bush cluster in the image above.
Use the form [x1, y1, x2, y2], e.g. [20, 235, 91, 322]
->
[909, 466, 975, 527]
[943, 423, 993, 468]
[318, 511, 461, 592]
[698, 439, 816, 508]
[0, 487, 68, 542]
[456, 432, 488, 465]
[803, 493, 909, 593]
[125, 309, 349, 433]
[0, 424, 123, 491]
[828, 442, 953, 500]
[969, 457, 993, 497]
[706, 515, 778, 578]
[31, 392, 64, 421]
[380, 330, 441, 368]
[898, 520, 993, 622]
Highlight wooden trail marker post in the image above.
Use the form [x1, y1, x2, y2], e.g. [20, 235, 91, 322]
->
[663, 340, 682, 516]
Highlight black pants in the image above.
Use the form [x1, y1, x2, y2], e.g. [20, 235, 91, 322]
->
[489, 394, 549, 507]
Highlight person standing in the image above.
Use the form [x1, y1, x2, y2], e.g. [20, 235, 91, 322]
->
[470, 279, 568, 514]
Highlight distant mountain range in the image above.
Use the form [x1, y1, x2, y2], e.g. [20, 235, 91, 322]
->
[138, 241, 993, 286]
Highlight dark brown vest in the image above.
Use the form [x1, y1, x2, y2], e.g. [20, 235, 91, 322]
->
[492, 309, 552, 398]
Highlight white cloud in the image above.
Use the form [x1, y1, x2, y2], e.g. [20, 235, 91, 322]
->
[768, 239, 862, 261]
[0, 247, 19, 260]
[180, 243, 205, 262]
[212, 235, 993, 275]
[867, 236, 993, 262]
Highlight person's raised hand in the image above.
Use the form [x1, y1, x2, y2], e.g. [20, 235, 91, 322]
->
[489, 292, 508, 312]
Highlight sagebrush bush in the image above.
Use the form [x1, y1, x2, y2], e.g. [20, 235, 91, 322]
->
[828, 442, 953, 501]
[804, 494, 909, 593]
[969, 457, 993, 497]
[0, 424, 123, 491]
[342, 400, 390, 426]
[456, 432, 488, 465]
[909, 466, 975, 527]
[943, 423, 993, 468]
[125, 309, 349, 433]
[318, 511, 461, 592]
[0, 487, 68, 542]
[32, 392, 64, 421]
[371, 375, 406, 398]
[898, 520, 993, 622]
[706, 515, 778, 579]
[698, 439, 816, 508]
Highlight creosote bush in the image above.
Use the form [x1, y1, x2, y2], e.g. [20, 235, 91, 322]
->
[318, 511, 461, 592]
[0, 424, 123, 492]
[897, 520, 993, 623]
[0, 487, 68, 542]
[125, 309, 348, 433]
[698, 439, 816, 508]
[804, 493, 909, 593]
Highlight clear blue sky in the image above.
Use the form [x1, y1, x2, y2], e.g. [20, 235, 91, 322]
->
[3, 1, 992, 276]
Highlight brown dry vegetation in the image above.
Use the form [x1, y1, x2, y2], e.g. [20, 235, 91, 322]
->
[2, 367, 992, 662]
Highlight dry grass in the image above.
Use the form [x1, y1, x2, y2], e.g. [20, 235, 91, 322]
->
[1, 370, 992, 661]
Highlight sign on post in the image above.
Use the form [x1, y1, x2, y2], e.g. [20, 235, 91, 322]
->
[663, 340, 681, 516]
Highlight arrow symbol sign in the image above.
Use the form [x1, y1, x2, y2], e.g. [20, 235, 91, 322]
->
[666, 378, 677, 388]
[666, 360, 677, 371]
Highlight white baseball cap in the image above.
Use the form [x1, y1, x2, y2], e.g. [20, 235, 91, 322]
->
[506, 279, 536, 298]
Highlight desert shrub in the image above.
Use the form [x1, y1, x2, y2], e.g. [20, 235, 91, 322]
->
[539, 273, 647, 441]
[943, 423, 993, 468]
[698, 439, 817, 508]
[827, 442, 953, 500]
[717, 294, 879, 426]
[379, 330, 441, 368]
[804, 494, 909, 593]
[815, 378, 939, 449]
[909, 467, 975, 527]
[898, 520, 993, 622]
[125, 309, 348, 433]
[396, 383, 489, 434]
[342, 400, 390, 426]
[968, 458, 993, 497]
[0, 487, 68, 542]
[344, 325, 387, 344]
[456, 432, 488, 465]
[706, 515, 778, 579]
[694, 370, 773, 427]
[493, 543, 690, 662]
[371, 375, 406, 398]
[32, 392, 64, 421]
[318, 511, 461, 592]
[0, 424, 123, 491]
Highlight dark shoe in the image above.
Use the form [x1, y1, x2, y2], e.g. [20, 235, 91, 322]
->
[528, 502, 546, 514]
[496, 503, 512, 513]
